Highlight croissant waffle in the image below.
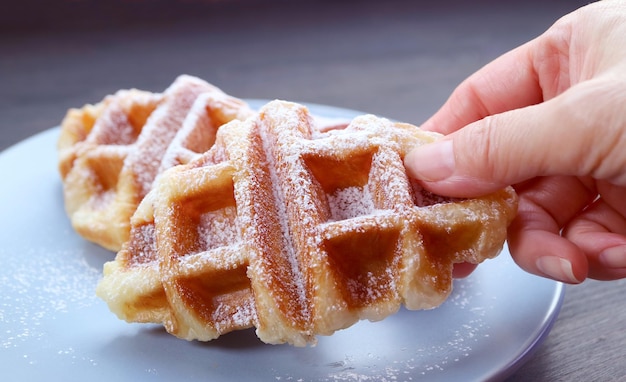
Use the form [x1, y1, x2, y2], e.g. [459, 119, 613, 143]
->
[96, 100, 518, 346]
[57, 75, 254, 251]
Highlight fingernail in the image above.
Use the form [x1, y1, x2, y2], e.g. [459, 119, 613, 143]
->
[599, 246, 626, 268]
[536, 256, 580, 283]
[405, 140, 455, 182]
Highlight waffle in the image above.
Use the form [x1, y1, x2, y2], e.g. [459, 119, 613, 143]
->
[58, 75, 254, 251]
[96, 100, 518, 346]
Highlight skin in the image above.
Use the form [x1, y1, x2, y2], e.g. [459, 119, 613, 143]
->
[404, 0, 626, 283]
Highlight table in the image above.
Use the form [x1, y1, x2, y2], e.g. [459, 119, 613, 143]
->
[2, 0, 624, 380]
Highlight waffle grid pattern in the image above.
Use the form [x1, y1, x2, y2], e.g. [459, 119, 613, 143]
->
[97, 100, 517, 346]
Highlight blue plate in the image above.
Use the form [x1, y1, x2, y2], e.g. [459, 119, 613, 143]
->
[0, 102, 563, 381]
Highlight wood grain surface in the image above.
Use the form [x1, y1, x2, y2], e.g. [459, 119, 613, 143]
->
[1, 1, 624, 380]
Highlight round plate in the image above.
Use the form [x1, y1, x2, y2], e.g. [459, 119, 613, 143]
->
[0, 102, 563, 381]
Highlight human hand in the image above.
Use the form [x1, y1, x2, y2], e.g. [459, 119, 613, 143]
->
[405, 0, 626, 283]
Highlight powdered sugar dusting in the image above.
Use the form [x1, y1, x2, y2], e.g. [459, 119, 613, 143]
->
[89, 103, 137, 145]
[127, 223, 158, 266]
[271, 276, 494, 382]
[159, 94, 214, 172]
[409, 177, 460, 207]
[0, 247, 100, 350]
[258, 109, 311, 323]
[212, 292, 258, 332]
[198, 206, 239, 250]
[130, 78, 212, 196]
[96, 98, 514, 349]
[327, 186, 374, 221]
[159, 89, 251, 173]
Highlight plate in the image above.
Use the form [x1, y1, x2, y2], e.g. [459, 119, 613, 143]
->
[0, 102, 564, 381]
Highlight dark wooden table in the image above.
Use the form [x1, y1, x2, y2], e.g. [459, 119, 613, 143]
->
[2, 1, 624, 380]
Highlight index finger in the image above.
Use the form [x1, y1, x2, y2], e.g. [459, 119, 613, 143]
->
[421, 33, 564, 134]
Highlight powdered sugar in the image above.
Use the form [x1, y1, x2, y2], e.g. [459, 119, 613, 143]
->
[97, 99, 514, 347]
[159, 90, 243, 172]
[129, 78, 212, 196]
[258, 108, 311, 323]
[90, 103, 138, 145]
[212, 292, 258, 332]
[127, 223, 158, 266]
[1, 247, 101, 350]
[198, 206, 239, 250]
[327, 186, 375, 221]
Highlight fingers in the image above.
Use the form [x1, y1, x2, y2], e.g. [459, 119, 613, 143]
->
[507, 177, 626, 282]
[507, 176, 595, 283]
[405, 77, 626, 198]
[452, 262, 477, 279]
[566, 220, 626, 280]
[406, 100, 556, 197]
[420, 41, 545, 134]
[509, 227, 586, 284]
[419, 16, 576, 134]
[405, 0, 626, 283]
[564, 187, 626, 280]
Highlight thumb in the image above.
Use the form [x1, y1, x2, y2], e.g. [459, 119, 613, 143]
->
[404, 80, 626, 197]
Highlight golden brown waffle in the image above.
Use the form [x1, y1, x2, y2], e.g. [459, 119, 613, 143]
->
[96, 100, 517, 346]
[58, 75, 254, 251]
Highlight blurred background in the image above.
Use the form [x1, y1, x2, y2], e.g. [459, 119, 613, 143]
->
[1, 0, 588, 150]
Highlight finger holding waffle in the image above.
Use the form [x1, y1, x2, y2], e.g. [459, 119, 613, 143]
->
[92, 98, 517, 346]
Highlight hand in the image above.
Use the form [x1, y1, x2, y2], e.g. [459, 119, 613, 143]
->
[405, 0, 626, 283]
